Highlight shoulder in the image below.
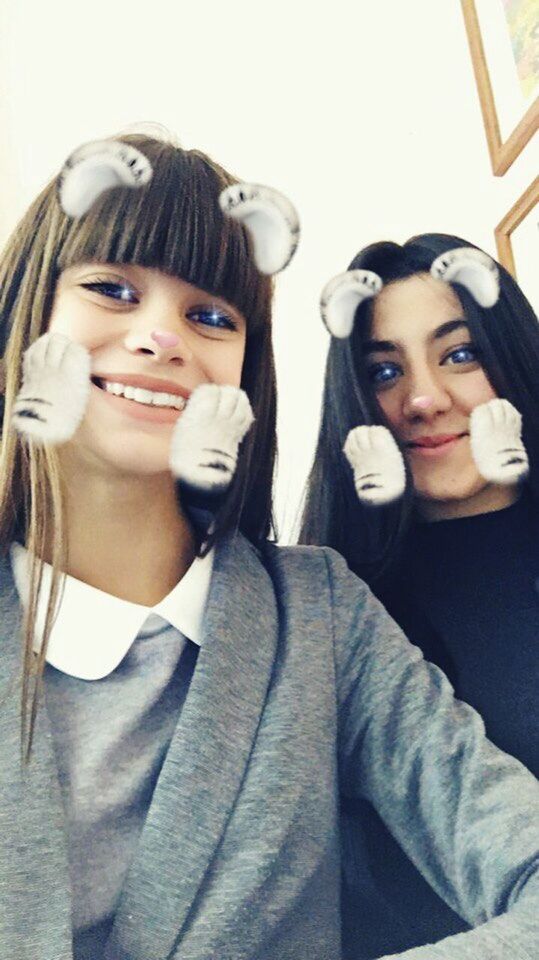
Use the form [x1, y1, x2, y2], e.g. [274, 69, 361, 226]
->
[225, 532, 373, 620]
[257, 539, 372, 609]
[260, 539, 352, 577]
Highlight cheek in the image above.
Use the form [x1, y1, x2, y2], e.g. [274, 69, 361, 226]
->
[47, 303, 111, 351]
[201, 339, 246, 387]
[375, 390, 401, 430]
[454, 370, 498, 412]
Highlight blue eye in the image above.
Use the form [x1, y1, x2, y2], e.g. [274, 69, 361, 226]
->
[81, 281, 138, 303]
[367, 361, 401, 387]
[187, 307, 237, 331]
[444, 344, 479, 365]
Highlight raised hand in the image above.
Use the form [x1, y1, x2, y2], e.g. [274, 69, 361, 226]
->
[343, 425, 406, 506]
[11, 332, 91, 445]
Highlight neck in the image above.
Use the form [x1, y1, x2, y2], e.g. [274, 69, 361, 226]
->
[416, 482, 520, 522]
[46, 461, 196, 606]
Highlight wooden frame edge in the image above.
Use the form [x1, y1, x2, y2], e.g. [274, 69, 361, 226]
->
[461, 0, 539, 176]
[495, 176, 539, 277]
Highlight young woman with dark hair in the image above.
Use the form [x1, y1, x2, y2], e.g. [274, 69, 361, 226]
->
[1, 149, 538, 960]
[300, 233, 539, 956]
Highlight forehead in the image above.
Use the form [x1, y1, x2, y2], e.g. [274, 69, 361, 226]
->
[370, 273, 463, 343]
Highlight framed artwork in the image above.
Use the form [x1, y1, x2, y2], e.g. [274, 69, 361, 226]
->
[461, 0, 539, 174]
[495, 176, 539, 311]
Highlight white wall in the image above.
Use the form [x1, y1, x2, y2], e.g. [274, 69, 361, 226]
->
[1, 0, 537, 539]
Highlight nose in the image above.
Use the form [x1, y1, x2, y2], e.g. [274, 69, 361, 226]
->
[151, 330, 181, 348]
[402, 367, 451, 420]
[409, 395, 435, 411]
[124, 326, 194, 364]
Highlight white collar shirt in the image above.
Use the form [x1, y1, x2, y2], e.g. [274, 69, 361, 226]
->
[9, 542, 214, 681]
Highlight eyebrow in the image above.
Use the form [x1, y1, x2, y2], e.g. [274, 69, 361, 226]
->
[362, 319, 469, 355]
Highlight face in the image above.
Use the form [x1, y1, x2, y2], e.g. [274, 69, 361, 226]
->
[47, 263, 247, 476]
[364, 273, 517, 520]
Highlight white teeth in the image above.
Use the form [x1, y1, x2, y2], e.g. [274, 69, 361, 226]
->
[102, 380, 186, 409]
[107, 382, 124, 396]
[132, 387, 154, 404]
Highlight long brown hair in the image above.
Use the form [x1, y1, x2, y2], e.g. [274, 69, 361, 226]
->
[0, 133, 277, 762]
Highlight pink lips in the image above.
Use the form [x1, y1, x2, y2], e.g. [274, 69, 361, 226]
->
[409, 433, 465, 448]
[407, 434, 467, 458]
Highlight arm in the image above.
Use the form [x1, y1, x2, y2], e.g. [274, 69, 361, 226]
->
[326, 549, 539, 960]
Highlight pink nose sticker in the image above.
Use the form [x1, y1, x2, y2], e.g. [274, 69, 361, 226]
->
[151, 330, 180, 348]
[410, 395, 433, 410]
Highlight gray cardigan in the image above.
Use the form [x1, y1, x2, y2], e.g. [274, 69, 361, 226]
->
[0, 533, 537, 960]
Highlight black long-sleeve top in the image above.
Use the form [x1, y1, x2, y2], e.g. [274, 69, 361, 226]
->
[341, 487, 539, 959]
[375, 487, 539, 778]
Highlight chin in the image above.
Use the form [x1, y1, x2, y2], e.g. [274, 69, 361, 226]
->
[411, 469, 518, 520]
[412, 468, 488, 505]
[69, 430, 174, 479]
[107, 456, 172, 478]
[102, 446, 173, 478]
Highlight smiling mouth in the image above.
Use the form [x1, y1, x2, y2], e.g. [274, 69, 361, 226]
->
[91, 377, 186, 410]
[407, 433, 467, 449]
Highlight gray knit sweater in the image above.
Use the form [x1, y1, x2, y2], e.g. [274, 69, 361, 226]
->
[0, 533, 537, 960]
[44, 616, 199, 959]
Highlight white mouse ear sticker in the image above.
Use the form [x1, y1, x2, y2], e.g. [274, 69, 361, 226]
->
[58, 140, 153, 218]
[430, 247, 499, 308]
[219, 183, 300, 275]
[320, 270, 383, 338]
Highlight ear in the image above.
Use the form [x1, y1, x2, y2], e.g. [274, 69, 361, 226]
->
[320, 269, 383, 338]
[58, 139, 153, 218]
[430, 247, 499, 308]
[219, 183, 300, 275]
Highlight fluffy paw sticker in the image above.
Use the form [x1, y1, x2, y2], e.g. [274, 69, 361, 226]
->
[11, 333, 91, 444]
[169, 384, 254, 490]
[343, 424, 406, 505]
[470, 398, 529, 484]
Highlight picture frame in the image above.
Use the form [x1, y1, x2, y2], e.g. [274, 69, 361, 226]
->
[495, 176, 539, 310]
[461, 0, 539, 175]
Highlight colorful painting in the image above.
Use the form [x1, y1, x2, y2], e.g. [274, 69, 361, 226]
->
[501, 0, 539, 98]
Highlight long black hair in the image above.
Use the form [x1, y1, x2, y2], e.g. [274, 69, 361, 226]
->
[299, 233, 539, 584]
